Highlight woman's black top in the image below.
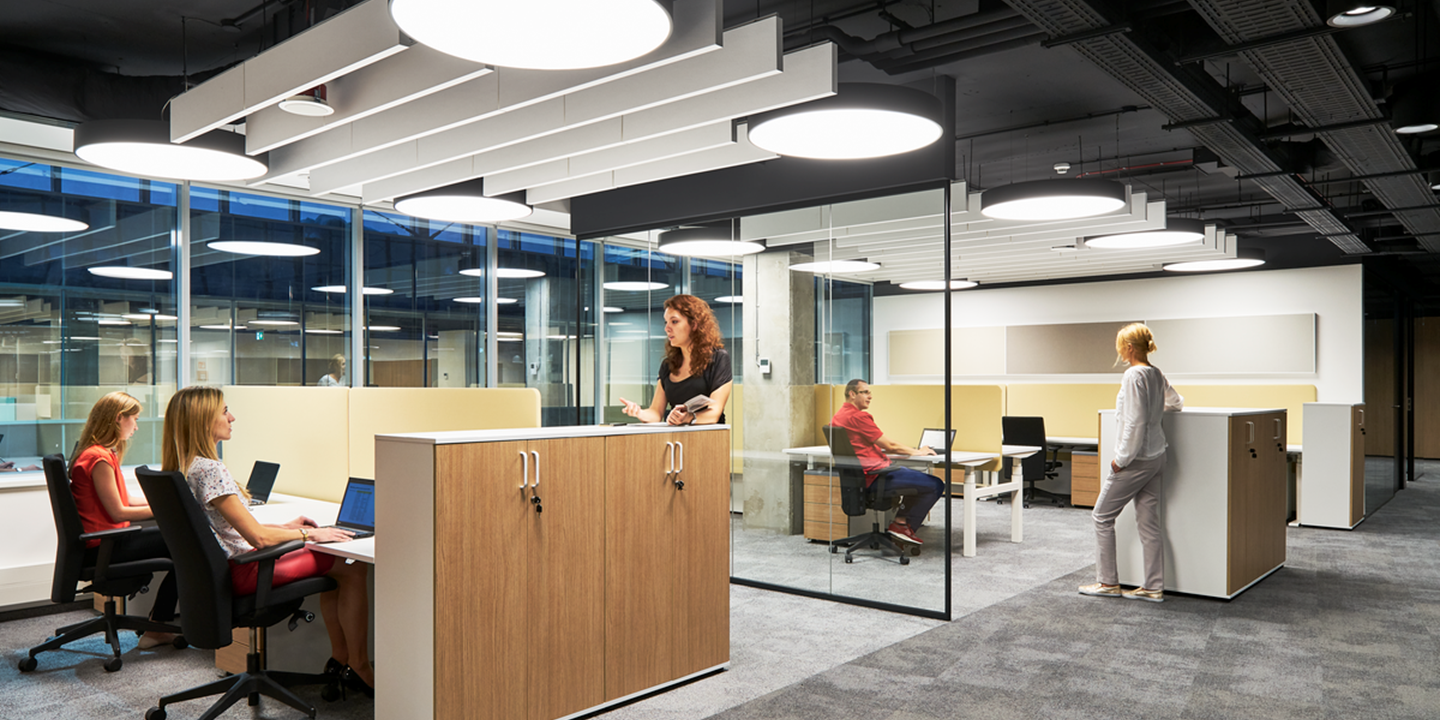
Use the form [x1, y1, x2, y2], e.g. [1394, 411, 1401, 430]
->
[658, 348, 732, 424]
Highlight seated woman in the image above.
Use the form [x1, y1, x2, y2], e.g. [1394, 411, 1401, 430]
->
[70, 391, 179, 649]
[161, 386, 374, 696]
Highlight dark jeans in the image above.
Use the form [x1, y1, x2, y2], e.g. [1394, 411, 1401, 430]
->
[879, 467, 945, 528]
[81, 526, 178, 623]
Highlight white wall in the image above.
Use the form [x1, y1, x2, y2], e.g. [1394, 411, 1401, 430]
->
[873, 265, 1363, 402]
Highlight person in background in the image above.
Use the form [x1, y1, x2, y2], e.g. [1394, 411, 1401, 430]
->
[1080, 323, 1184, 603]
[619, 294, 733, 425]
[829, 379, 945, 547]
[318, 354, 346, 387]
[70, 391, 179, 649]
[162, 386, 374, 697]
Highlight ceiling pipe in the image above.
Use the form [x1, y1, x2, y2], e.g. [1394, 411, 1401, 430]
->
[800, 6, 1043, 75]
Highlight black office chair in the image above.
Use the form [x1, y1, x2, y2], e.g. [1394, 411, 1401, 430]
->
[823, 425, 914, 565]
[1000, 416, 1066, 508]
[19, 454, 184, 673]
[136, 466, 338, 720]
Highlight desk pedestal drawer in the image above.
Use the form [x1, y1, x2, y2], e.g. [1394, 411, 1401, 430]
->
[1070, 452, 1100, 508]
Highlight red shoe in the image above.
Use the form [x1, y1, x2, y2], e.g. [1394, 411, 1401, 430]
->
[887, 521, 923, 546]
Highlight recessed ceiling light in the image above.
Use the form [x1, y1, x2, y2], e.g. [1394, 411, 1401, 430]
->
[1163, 249, 1266, 273]
[88, 266, 174, 281]
[122, 313, 177, 321]
[1087, 219, 1207, 249]
[981, 179, 1128, 221]
[73, 119, 268, 181]
[311, 285, 394, 295]
[278, 85, 335, 117]
[97, 319, 132, 326]
[453, 297, 485, 304]
[390, 0, 672, 70]
[0, 299, 26, 308]
[0, 210, 88, 233]
[1327, 3, 1394, 27]
[495, 268, 545, 278]
[713, 295, 743, 303]
[604, 281, 669, 291]
[306, 328, 344, 335]
[394, 179, 532, 223]
[897, 280, 979, 290]
[788, 260, 881, 273]
[158, 339, 178, 343]
[70, 336, 101, 341]
[748, 84, 944, 160]
[657, 228, 765, 257]
[210, 240, 320, 257]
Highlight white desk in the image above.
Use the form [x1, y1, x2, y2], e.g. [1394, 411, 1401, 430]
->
[1047, 435, 1098, 449]
[782, 445, 1039, 557]
[250, 494, 375, 563]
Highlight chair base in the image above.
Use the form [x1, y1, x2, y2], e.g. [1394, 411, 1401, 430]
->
[21, 596, 182, 673]
[147, 647, 329, 720]
[1025, 485, 1068, 508]
[829, 522, 912, 565]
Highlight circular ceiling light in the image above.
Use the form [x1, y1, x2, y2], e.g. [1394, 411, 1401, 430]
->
[395, 178, 533, 223]
[0, 210, 88, 233]
[713, 295, 742, 303]
[250, 320, 299, 327]
[88, 266, 173, 281]
[453, 297, 484, 304]
[390, 0, 671, 70]
[199, 324, 246, 330]
[788, 259, 881, 274]
[897, 279, 978, 290]
[279, 85, 335, 117]
[1326, 3, 1394, 26]
[210, 240, 321, 257]
[368, 325, 402, 331]
[496, 298, 519, 304]
[981, 179, 1127, 221]
[603, 306, 623, 313]
[306, 328, 344, 335]
[1163, 248, 1266, 273]
[1087, 219, 1207, 249]
[657, 227, 765, 257]
[73, 119, 268, 181]
[1395, 122, 1439, 135]
[495, 268, 546, 278]
[748, 83, 944, 160]
[311, 285, 394, 295]
[604, 281, 669, 291]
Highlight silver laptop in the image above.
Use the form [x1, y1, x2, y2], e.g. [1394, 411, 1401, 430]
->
[917, 428, 955, 454]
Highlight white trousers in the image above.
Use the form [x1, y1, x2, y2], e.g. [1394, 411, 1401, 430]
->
[1091, 452, 1166, 591]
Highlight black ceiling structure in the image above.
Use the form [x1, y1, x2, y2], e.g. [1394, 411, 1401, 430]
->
[2, 0, 1439, 305]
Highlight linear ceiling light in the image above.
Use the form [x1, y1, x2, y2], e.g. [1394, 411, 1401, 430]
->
[897, 279, 978, 290]
[604, 281, 669, 291]
[657, 227, 765, 257]
[1087, 218, 1207, 249]
[748, 83, 944, 160]
[88, 266, 173, 281]
[789, 259, 881, 273]
[73, 120, 267, 181]
[0, 210, 88, 233]
[394, 179, 533, 223]
[306, 328, 344, 334]
[452, 297, 485, 304]
[390, 0, 672, 70]
[1163, 248, 1265, 273]
[1326, 2, 1395, 26]
[210, 240, 321, 257]
[981, 179, 1127, 221]
[311, 285, 394, 295]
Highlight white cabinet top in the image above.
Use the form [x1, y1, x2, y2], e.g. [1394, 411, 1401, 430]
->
[1100, 406, 1283, 417]
[377, 423, 729, 445]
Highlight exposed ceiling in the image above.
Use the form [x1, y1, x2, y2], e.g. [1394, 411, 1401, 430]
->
[0, 0, 1438, 304]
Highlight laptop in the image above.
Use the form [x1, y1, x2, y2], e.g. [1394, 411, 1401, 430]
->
[318, 477, 376, 540]
[917, 428, 956, 454]
[244, 461, 281, 506]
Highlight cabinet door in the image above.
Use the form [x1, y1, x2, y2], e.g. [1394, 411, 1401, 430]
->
[604, 432, 678, 700]
[1350, 406, 1365, 525]
[526, 437, 606, 720]
[435, 442, 529, 720]
[669, 429, 731, 679]
[1226, 414, 1287, 595]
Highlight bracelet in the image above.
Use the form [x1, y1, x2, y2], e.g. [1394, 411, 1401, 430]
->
[299, 527, 309, 542]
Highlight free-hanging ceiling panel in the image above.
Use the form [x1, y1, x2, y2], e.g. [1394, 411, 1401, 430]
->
[171, 0, 409, 143]
[525, 135, 777, 205]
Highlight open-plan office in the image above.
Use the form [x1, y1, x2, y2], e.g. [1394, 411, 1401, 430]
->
[1, 0, 1439, 718]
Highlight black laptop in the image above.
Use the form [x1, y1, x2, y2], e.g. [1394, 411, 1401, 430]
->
[318, 477, 375, 540]
[244, 461, 281, 506]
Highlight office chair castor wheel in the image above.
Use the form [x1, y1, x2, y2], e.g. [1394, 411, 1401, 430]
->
[321, 682, 343, 702]
[104, 657, 123, 672]
[145, 707, 166, 720]
[17, 656, 37, 672]
[172, 636, 188, 650]
[909, 546, 920, 556]
[844, 556, 854, 564]
[829, 545, 838, 554]
[899, 556, 910, 565]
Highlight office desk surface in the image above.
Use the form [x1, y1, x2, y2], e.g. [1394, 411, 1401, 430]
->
[1048, 436, 1099, 447]
[249, 493, 375, 563]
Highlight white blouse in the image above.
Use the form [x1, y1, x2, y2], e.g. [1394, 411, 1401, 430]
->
[1113, 364, 1184, 468]
[186, 456, 255, 559]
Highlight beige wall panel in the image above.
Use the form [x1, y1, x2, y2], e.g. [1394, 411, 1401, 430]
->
[1148, 314, 1315, 374]
[1005, 384, 1119, 439]
[1006, 321, 1137, 374]
[814, 384, 1003, 455]
[887, 327, 1005, 376]
[348, 387, 541, 480]
[220, 386, 350, 502]
[1171, 385, 1315, 445]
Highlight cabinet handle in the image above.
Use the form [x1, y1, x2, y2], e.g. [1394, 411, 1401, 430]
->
[676, 441, 685, 473]
[531, 450, 540, 489]
[665, 441, 675, 476]
[1358, 408, 1364, 427]
[518, 451, 529, 490]
[1246, 421, 1254, 444]
[1273, 418, 1282, 440]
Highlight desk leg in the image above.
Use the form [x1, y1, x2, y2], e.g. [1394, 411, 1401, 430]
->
[1011, 462, 1024, 544]
[963, 469, 977, 558]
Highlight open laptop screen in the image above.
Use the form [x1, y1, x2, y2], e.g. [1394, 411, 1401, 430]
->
[917, 428, 955, 453]
[246, 461, 281, 504]
[335, 478, 376, 532]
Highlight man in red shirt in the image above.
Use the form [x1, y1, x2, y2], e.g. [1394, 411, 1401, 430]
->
[830, 379, 946, 546]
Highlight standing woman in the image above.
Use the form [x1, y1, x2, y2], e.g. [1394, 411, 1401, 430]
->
[619, 294, 733, 425]
[162, 386, 375, 695]
[70, 391, 179, 649]
[1080, 323, 1184, 603]
[318, 354, 346, 387]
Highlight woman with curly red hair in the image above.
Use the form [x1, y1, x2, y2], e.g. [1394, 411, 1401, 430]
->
[620, 294, 733, 425]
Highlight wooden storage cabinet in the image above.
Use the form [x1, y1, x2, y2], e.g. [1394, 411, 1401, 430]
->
[1069, 452, 1099, 508]
[802, 471, 847, 541]
[1296, 402, 1366, 529]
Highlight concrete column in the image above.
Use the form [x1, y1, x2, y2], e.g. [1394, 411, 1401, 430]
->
[740, 251, 815, 533]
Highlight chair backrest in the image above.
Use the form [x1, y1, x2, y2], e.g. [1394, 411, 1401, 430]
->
[1001, 416, 1047, 479]
[43, 454, 86, 603]
[825, 425, 878, 517]
[135, 466, 235, 650]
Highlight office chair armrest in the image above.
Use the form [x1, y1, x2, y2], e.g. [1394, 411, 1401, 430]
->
[79, 525, 144, 542]
[234, 539, 306, 610]
[82, 525, 144, 589]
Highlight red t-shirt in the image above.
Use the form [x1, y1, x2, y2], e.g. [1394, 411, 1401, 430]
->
[831, 403, 892, 486]
[70, 445, 132, 548]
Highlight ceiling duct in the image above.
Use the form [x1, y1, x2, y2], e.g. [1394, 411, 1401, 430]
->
[804, 6, 1046, 75]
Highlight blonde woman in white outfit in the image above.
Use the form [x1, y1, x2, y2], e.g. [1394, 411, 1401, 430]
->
[1080, 323, 1184, 603]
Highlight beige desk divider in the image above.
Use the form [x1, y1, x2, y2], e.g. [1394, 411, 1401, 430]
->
[1005, 384, 1120, 439]
[348, 387, 542, 481]
[812, 384, 1005, 471]
[219, 385, 351, 503]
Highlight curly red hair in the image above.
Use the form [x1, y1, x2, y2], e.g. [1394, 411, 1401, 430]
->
[663, 294, 724, 374]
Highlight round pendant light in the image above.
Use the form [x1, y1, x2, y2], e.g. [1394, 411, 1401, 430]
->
[306, 328, 344, 335]
[0, 210, 88, 233]
[897, 279, 978, 290]
[788, 259, 881, 274]
[1087, 218, 1206, 249]
[657, 227, 765, 257]
[981, 179, 1127, 221]
[394, 179, 533, 223]
[88, 266, 173, 281]
[279, 85, 335, 117]
[390, 0, 672, 70]
[1163, 248, 1265, 273]
[713, 295, 742, 303]
[1326, 2, 1394, 27]
[210, 240, 321, 257]
[604, 281, 669, 291]
[495, 268, 546, 278]
[74, 120, 268, 181]
[311, 285, 394, 295]
[748, 83, 944, 160]
[452, 297, 485, 304]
